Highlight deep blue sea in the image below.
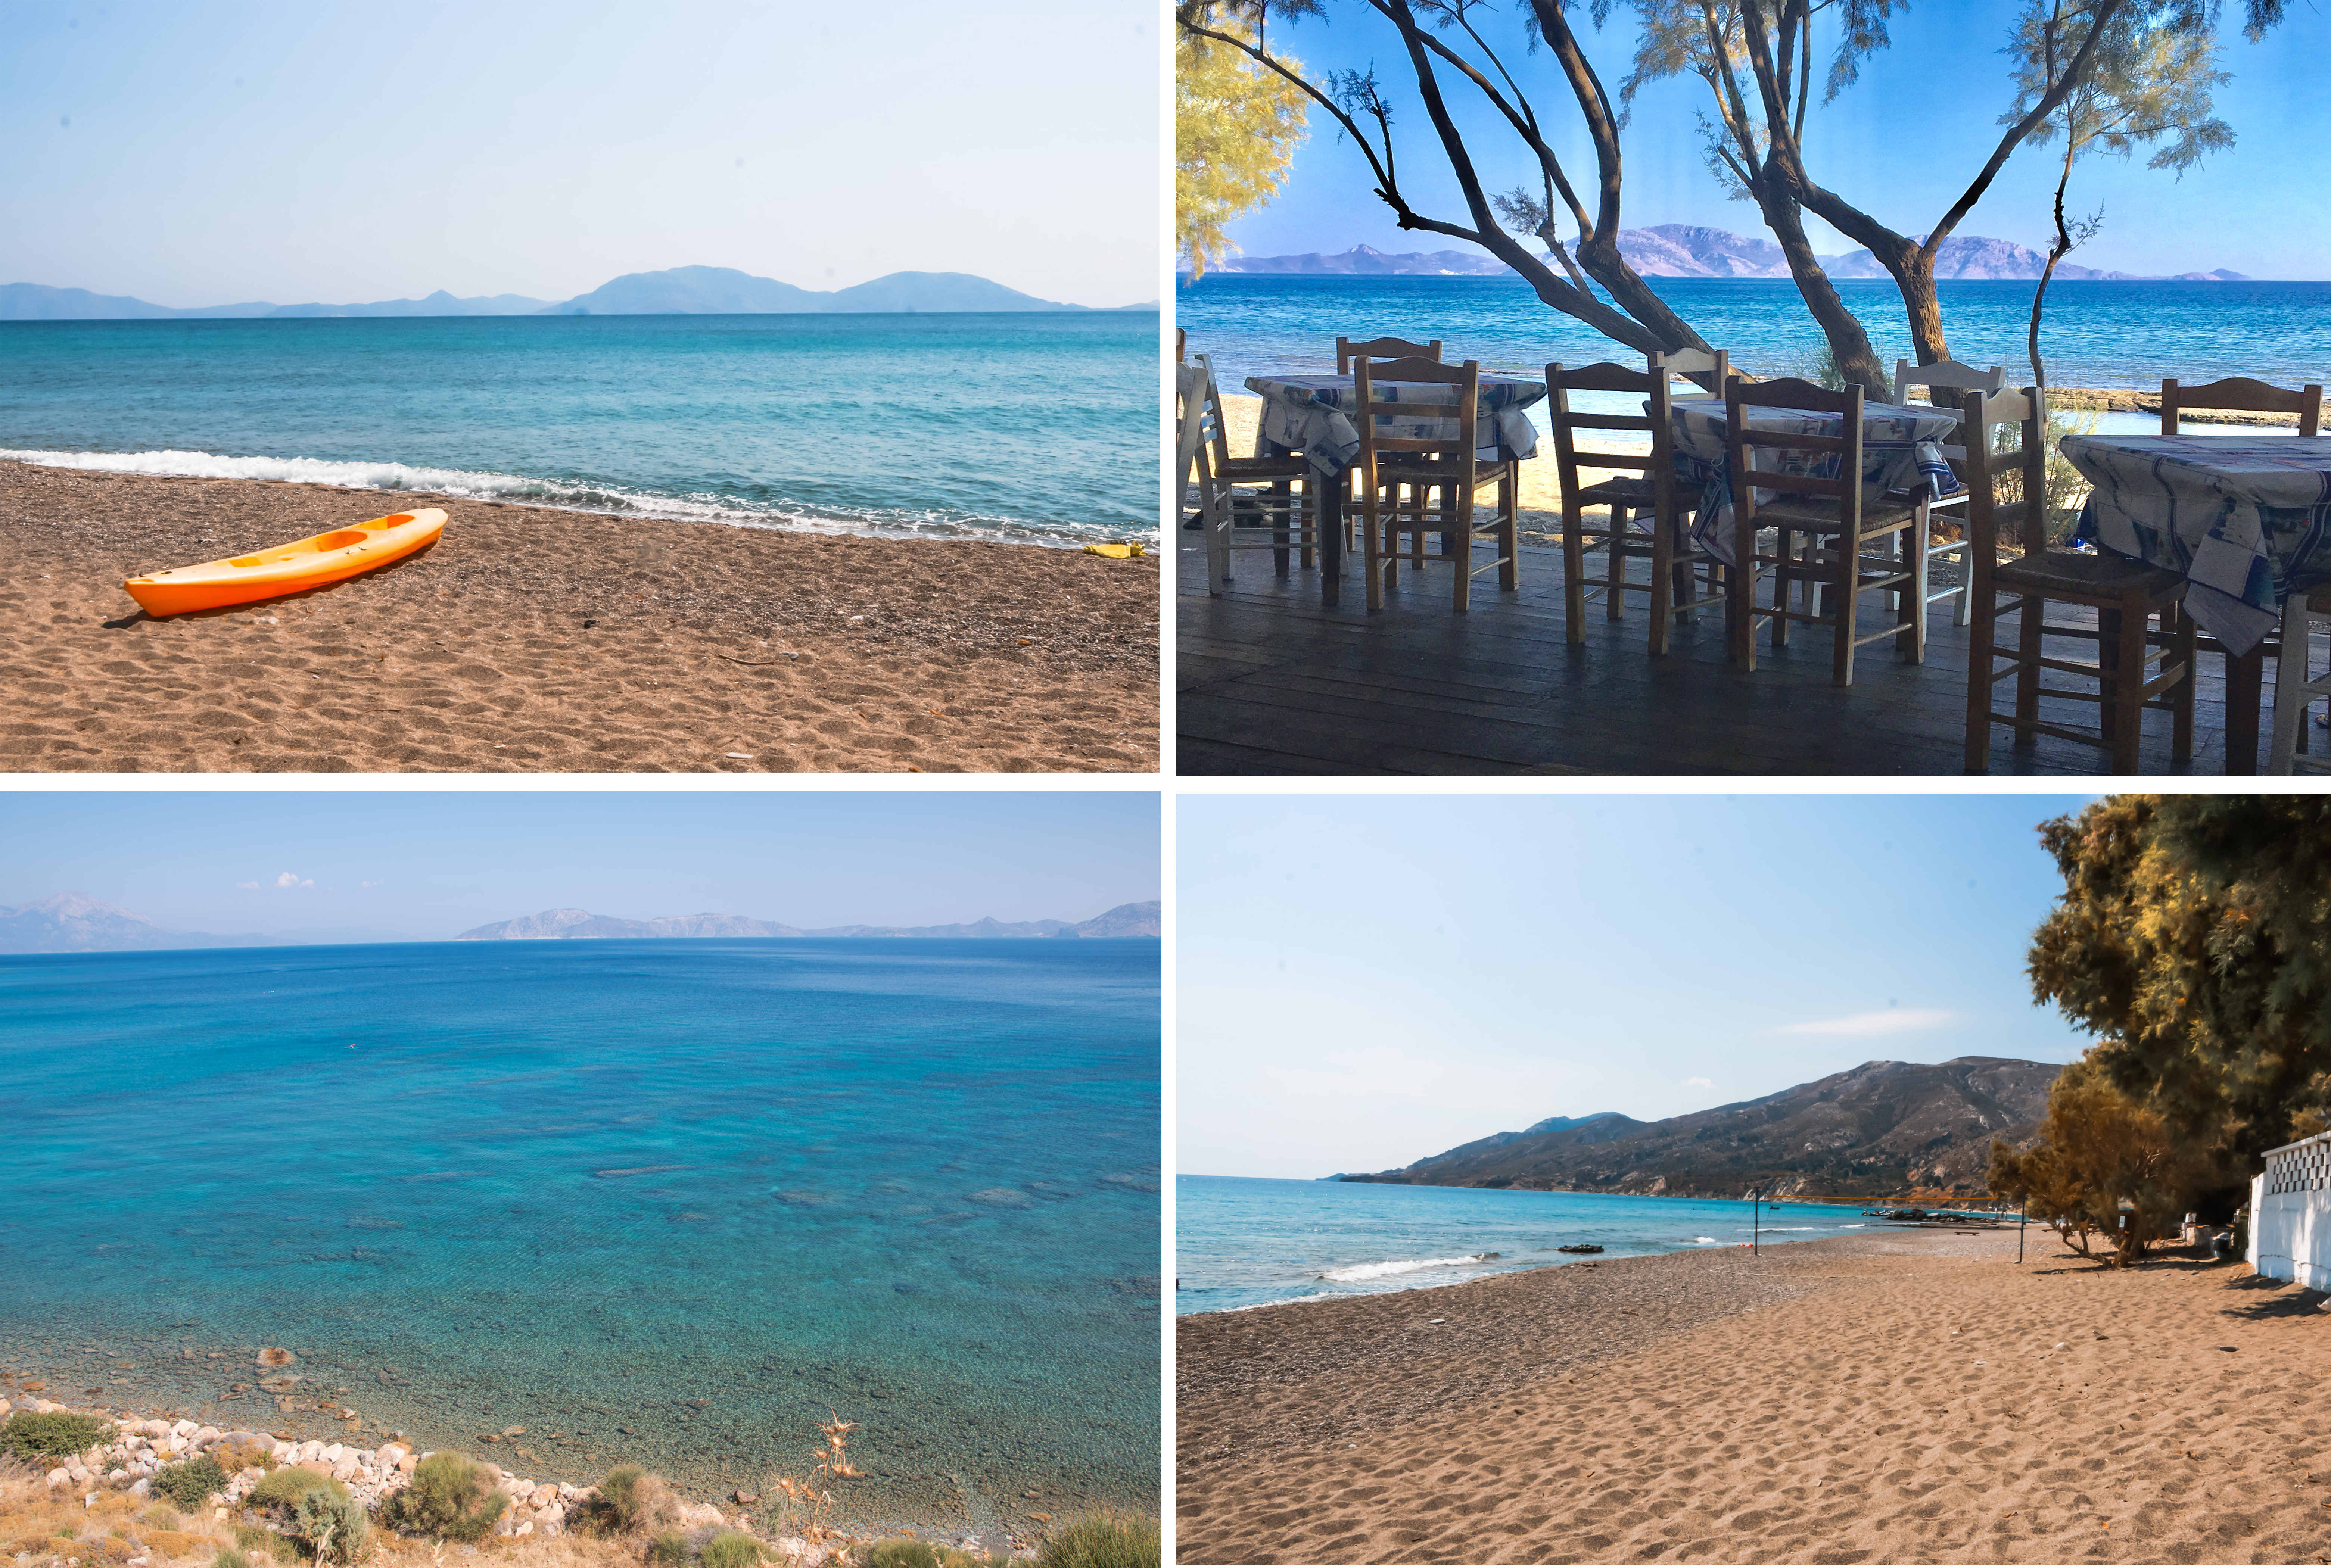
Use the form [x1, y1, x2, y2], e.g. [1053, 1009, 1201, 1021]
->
[0, 940, 1160, 1528]
[1176, 1175, 1876, 1315]
[0, 312, 1158, 548]
[1178, 275, 2331, 436]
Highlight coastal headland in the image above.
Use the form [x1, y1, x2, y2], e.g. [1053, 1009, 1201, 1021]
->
[0, 462, 1157, 773]
[1176, 1228, 2330, 1564]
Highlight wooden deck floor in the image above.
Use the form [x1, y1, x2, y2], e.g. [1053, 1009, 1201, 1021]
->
[1177, 536, 2279, 776]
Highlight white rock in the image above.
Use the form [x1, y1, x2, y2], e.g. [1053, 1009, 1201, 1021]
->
[82, 1492, 97, 1510]
[129, 1478, 152, 1500]
[46, 1468, 71, 1489]
[193, 1427, 220, 1445]
[171, 1420, 197, 1439]
[0, 1396, 11, 1416]
[513, 1522, 534, 1537]
[321, 1444, 344, 1464]
[397, 1453, 417, 1475]
[529, 1484, 557, 1508]
[270, 1441, 291, 1460]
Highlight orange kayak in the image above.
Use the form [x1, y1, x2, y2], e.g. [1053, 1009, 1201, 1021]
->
[124, 507, 447, 616]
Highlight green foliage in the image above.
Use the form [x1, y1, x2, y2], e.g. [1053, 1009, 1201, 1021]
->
[153, 1456, 230, 1510]
[0, 1410, 113, 1461]
[234, 1527, 274, 1555]
[863, 1541, 1011, 1568]
[248, 1468, 363, 1564]
[1176, 18, 1308, 278]
[215, 1550, 252, 1568]
[700, 1531, 763, 1568]
[380, 1452, 506, 1544]
[1033, 1511, 1162, 1568]
[141, 1508, 182, 1533]
[582, 1463, 673, 1537]
[1990, 1059, 2196, 1265]
[2029, 795, 2331, 1177]
[647, 1532, 689, 1567]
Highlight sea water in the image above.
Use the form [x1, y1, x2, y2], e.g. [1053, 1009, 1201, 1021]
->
[1179, 274, 2331, 436]
[0, 939, 1160, 1528]
[0, 312, 1157, 548]
[1177, 1174, 1874, 1315]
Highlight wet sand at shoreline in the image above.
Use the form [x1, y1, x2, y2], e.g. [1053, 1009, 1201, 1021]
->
[1177, 1229, 2331, 1564]
[1, 461, 1158, 772]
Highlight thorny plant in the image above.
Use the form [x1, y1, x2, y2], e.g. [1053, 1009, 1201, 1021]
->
[768, 1414, 862, 1546]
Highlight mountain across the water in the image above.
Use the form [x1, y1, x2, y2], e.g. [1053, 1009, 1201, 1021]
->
[455, 900, 1162, 941]
[1198, 230, 2247, 283]
[0, 893, 1159, 953]
[0, 892, 414, 953]
[1335, 1056, 2063, 1199]
[0, 266, 1135, 322]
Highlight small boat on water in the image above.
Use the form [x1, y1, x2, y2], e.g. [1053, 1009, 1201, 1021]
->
[123, 508, 447, 616]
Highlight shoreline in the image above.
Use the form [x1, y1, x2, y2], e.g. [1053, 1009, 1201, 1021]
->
[1, 461, 1157, 772]
[1177, 1228, 2331, 1564]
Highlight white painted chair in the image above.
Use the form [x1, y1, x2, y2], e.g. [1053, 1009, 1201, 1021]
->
[1892, 358, 2008, 630]
[2268, 586, 2331, 774]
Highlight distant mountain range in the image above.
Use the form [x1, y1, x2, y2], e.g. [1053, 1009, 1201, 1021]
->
[1200, 230, 2248, 282]
[455, 900, 1160, 941]
[0, 265, 1153, 322]
[1335, 1056, 2063, 1199]
[0, 892, 1159, 953]
[0, 892, 412, 953]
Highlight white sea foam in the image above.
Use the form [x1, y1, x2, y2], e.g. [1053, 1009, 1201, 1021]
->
[1689, 1236, 1720, 1244]
[1317, 1253, 1500, 1284]
[0, 446, 1145, 550]
[1229, 1292, 1341, 1311]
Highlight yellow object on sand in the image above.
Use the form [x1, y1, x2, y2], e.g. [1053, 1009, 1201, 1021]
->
[1082, 541, 1146, 559]
[123, 508, 448, 616]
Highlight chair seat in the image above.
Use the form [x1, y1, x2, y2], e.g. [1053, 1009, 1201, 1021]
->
[1994, 549, 2187, 603]
[1755, 496, 1923, 531]
[1573, 477, 1656, 506]
[1219, 454, 1311, 481]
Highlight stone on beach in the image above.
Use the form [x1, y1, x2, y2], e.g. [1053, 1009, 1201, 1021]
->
[256, 1348, 295, 1368]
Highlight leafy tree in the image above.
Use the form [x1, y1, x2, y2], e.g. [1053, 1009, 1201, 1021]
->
[1178, 16, 1310, 278]
[2009, 0, 2233, 389]
[1989, 1059, 2193, 1265]
[2027, 794, 2331, 1187]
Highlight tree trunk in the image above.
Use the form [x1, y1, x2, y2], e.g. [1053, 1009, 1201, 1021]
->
[1753, 180, 1887, 390]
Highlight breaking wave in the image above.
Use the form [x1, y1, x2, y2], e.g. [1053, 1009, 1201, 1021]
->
[1318, 1253, 1502, 1283]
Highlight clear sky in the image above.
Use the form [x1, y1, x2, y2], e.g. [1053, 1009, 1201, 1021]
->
[1180, 792, 2103, 1181]
[4, 0, 1157, 308]
[1214, 4, 2330, 279]
[0, 790, 1161, 939]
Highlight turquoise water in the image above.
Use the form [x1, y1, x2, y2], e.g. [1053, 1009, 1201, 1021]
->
[1176, 1175, 1872, 1315]
[1178, 275, 2331, 425]
[0, 940, 1160, 1527]
[0, 312, 1158, 547]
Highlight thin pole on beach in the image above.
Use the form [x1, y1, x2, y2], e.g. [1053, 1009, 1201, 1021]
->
[2018, 1201, 2027, 1264]
[1752, 1190, 1760, 1256]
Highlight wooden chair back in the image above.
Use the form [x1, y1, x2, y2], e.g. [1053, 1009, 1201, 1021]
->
[1336, 336, 1443, 374]
[1722, 377, 1864, 530]
[1353, 356, 1480, 477]
[2160, 376, 2324, 436]
[1893, 359, 2007, 467]
[1192, 352, 1244, 472]
[1958, 386, 2048, 559]
[1544, 360, 1670, 502]
[1658, 346, 1730, 396]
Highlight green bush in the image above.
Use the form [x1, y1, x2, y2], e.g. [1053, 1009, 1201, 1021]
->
[234, 1527, 273, 1554]
[1033, 1511, 1161, 1568]
[154, 1456, 230, 1510]
[863, 1542, 1010, 1568]
[215, 1550, 252, 1568]
[593, 1464, 651, 1534]
[700, 1532, 762, 1568]
[141, 1508, 182, 1533]
[646, 1533, 688, 1567]
[380, 1452, 506, 1544]
[248, 1469, 365, 1564]
[0, 1411, 113, 1461]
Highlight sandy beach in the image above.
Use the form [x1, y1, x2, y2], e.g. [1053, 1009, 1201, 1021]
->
[1176, 1229, 2331, 1564]
[0, 461, 1157, 772]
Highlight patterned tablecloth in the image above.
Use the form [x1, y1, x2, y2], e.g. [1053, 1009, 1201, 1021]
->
[1243, 372, 1548, 475]
[1668, 397, 1963, 567]
[2061, 434, 2331, 658]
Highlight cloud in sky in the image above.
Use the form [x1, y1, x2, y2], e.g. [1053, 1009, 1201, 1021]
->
[1774, 1008, 1955, 1037]
[235, 881, 259, 890]
[273, 872, 313, 889]
[361, 880, 383, 889]
[1682, 1076, 1714, 1090]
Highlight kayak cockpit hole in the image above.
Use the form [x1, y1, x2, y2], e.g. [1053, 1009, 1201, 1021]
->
[316, 530, 370, 549]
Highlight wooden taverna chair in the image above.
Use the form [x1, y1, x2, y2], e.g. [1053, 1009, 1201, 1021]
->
[1355, 356, 1517, 612]
[2158, 376, 2325, 772]
[1723, 377, 1929, 684]
[1545, 351, 1724, 654]
[1964, 385, 2195, 773]
[2270, 586, 2331, 774]
[1178, 356, 1316, 596]
[1892, 357, 2008, 628]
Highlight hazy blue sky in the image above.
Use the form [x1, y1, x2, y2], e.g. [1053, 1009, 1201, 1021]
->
[4, 0, 1157, 308]
[1180, 793, 2103, 1181]
[1214, 4, 2328, 278]
[0, 791, 1160, 938]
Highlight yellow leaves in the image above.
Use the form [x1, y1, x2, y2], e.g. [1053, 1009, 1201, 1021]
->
[1177, 19, 1309, 277]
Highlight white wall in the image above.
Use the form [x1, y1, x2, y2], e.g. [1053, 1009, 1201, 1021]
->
[2250, 1131, 2331, 1289]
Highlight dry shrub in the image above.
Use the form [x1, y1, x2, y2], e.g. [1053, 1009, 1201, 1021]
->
[1031, 1510, 1159, 1568]
[141, 1529, 204, 1558]
[766, 1415, 859, 1548]
[579, 1465, 678, 1539]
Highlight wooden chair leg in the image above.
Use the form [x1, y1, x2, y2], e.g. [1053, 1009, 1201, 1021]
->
[2270, 593, 2310, 773]
[2171, 603, 2195, 764]
[2099, 607, 2123, 749]
[1562, 498, 1586, 646]
[2225, 642, 2265, 776]
[1498, 469, 1519, 592]
[2111, 598, 2146, 774]
[1606, 505, 1628, 621]
[1649, 502, 1675, 656]
[1965, 573, 1995, 774]
[1730, 511, 1758, 672]
[1833, 535, 1859, 688]
[1364, 476, 1386, 614]
[1770, 529, 1793, 650]
[1452, 478, 1473, 614]
[2014, 593, 2045, 743]
[1902, 508, 1929, 665]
